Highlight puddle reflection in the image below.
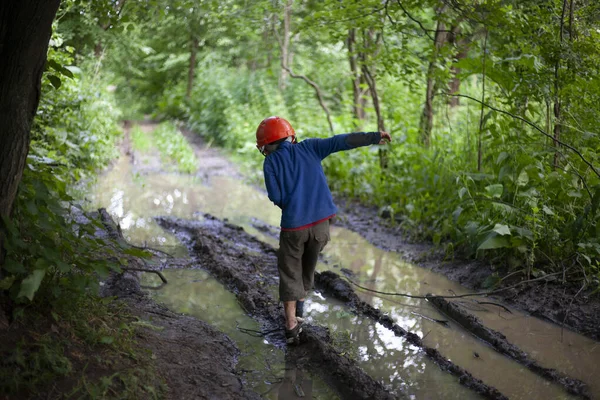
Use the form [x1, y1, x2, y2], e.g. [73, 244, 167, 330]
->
[305, 295, 478, 399]
[141, 269, 336, 400]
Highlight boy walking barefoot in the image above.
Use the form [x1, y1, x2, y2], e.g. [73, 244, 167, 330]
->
[256, 116, 391, 345]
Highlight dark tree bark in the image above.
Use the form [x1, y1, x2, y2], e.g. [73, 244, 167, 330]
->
[186, 36, 199, 99]
[419, 5, 449, 146]
[447, 26, 470, 108]
[0, 1, 61, 245]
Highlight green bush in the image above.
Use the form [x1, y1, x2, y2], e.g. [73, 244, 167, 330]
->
[2, 29, 123, 305]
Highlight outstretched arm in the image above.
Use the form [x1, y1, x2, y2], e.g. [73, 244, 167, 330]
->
[307, 131, 391, 160]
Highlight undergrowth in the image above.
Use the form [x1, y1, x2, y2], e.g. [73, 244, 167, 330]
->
[0, 292, 165, 399]
[1, 24, 164, 399]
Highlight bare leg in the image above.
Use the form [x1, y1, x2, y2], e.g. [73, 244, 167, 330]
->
[283, 301, 297, 330]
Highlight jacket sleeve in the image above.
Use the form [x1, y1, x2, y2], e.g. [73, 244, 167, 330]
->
[263, 161, 283, 208]
[306, 132, 381, 160]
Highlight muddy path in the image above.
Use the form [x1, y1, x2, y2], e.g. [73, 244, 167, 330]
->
[156, 214, 397, 400]
[90, 121, 600, 399]
[102, 272, 261, 400]
[334, 199, 600, 342]
[93, 209, 261, 400]
[157, 214, 518, 399]
[426, 296, 589, 398]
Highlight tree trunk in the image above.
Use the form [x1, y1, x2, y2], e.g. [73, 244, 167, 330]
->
[448, 27, 470, 108]
[553, 0, 568, 169]
[347, 29, 365, 127]
[362, 65, 388, 169]
[279, 0, 293, 90]
[477, 30, 489, 172]
[186, 36, 199, 99]
[419, 5, 449, 146]
[0, 0, 61, 262]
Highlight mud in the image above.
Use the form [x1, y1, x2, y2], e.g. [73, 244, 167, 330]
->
[333, 198, 600, 342]
[314, 271, 508, 400]
[96, 210, 261, 400]
[103, 274, 261, 400]
[427, 296, 590, 399]
[157, 214, 398, 400]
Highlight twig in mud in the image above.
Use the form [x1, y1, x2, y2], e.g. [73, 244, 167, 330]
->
[236, 325, 282, 338]
[131, 242, 174, 258]
[410, 311, 449, 327]
[474, 301, 513, 314]
[121, 267, 168, 283]
[345, 270, 566, 300]
[421, 330, 432, 340]
[456, 300, 488, 312]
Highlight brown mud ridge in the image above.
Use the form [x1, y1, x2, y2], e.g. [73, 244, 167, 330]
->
[157, 214, 516, 400]
[98, 210, 261, 400]
[157, 214, 397, 399]
[427, 296, 590, 399]
[333, 198, 600, 341]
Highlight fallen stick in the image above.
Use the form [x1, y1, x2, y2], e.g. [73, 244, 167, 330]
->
[410, 311, 449, 327]
[122, 267, 168, 284]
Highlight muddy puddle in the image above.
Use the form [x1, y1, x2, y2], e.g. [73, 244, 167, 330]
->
[90, 125, 599, 399]
[141, 269, 336, 399]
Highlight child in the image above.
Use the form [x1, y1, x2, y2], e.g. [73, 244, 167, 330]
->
[256, 116, 391, 344]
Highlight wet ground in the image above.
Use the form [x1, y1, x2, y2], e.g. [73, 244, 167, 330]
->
[89, 122, 600, 399]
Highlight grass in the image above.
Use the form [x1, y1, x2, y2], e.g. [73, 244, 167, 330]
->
[152, 122, 198, 173]
[130, 125, 153, 153]
[0, 292, 165, 399]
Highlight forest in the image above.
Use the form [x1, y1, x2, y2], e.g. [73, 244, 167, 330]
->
[1, 0, 599, 399]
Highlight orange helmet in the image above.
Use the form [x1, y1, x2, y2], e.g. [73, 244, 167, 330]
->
[256, 116, 296, 149]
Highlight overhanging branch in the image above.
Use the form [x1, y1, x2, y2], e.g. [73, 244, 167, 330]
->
[281, 64, 334, 134]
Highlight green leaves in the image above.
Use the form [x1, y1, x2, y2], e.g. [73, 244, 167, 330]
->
[18, 269, 46, 301]
[517, 170, 529, 187]
[48, 75, 62, 89]
[478, 233, 510, 251]
[485, 184, 504, 199]
[493, 224, 511, 236]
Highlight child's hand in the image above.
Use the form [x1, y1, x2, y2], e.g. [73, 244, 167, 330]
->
[379, 131, 392, 144]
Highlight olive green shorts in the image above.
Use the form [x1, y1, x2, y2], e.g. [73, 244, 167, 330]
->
[277, 219, 330, 302]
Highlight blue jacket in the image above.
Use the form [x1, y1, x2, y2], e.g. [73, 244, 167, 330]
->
[263, 132, 381, 229]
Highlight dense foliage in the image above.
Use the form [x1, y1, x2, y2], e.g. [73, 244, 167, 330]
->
[0, 7, 165, 395]
[3, 0, 600, 305]
[99, 0, 599, 286]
